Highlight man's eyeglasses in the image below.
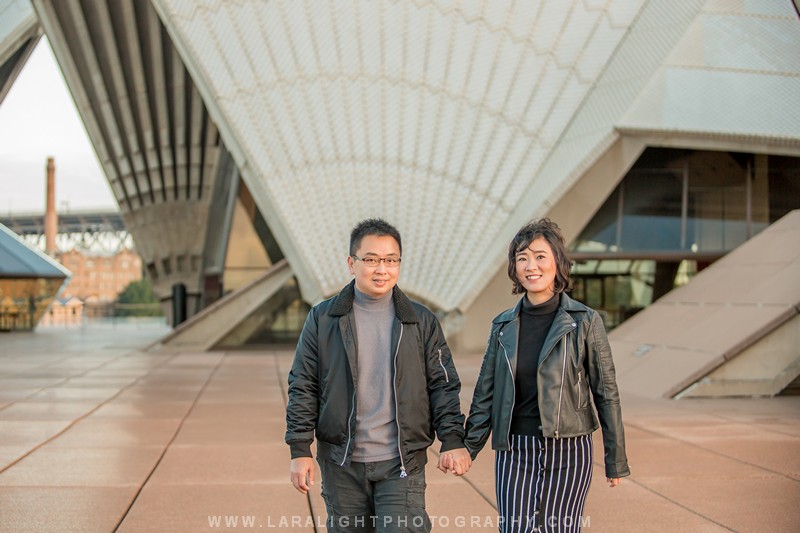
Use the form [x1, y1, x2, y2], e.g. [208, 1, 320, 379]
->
[351, 256, 402, 268]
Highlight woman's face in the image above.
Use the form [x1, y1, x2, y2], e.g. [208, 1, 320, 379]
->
[515, 236, 557, 304]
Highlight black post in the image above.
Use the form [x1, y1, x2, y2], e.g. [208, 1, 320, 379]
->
[172, 283, 187, 327]
[28, 296, 36, 329]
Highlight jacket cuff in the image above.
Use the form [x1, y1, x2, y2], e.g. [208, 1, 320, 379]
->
[439, 434, 465, 453]
[605, 462, 631, 478]
[464, 443, 480, 461]
[289, 441, 313, 459]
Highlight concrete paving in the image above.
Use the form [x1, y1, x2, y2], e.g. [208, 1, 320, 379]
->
[1, 323, 798, 532]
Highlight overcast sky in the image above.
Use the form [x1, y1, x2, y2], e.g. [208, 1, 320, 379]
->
[0, 37, 116, 216]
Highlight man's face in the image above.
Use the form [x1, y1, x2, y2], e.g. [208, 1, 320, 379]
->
[347, 234, 401, 298]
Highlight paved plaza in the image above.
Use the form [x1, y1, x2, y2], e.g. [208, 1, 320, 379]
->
[0, 323, 798, 532]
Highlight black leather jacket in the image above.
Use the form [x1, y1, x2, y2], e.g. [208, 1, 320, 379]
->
[464, 293, 630, 478]
[285, 281, 466, 476]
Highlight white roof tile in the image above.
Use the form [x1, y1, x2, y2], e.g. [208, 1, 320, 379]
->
[152, 0, 800, 309]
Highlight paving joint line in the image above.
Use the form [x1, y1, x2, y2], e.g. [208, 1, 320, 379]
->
[626, 420, 800, 483]
[0, 351, 181, 475]
[0, 349, 148, 413]
[274, 351, 320, 533]
[0, 352, 77, 379]
[113, 350, 228, 531]
[429, 447, 498, 510]
[603, 463, 737, 533]
[679, 404, 800, 439]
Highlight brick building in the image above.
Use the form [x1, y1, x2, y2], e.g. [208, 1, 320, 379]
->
[58, 249, 142, 302]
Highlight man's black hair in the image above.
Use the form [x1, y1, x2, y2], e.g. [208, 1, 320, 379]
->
[349, 218, 402, 256]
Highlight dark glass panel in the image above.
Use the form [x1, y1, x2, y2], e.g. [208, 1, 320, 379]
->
[571, 187, 620, 252]
[620, 169, 683, 251]
[0, 278, 64, 331]
[768, 155, 800, 223]
[686, 152, 748, 252]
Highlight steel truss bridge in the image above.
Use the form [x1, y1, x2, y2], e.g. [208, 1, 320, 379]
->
[0, 210, 132, 253]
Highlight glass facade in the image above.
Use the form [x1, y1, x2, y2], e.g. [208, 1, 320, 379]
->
[0, 278, 66, 331]
[1, 222, 70, 332]
[570, 148, 800, 329]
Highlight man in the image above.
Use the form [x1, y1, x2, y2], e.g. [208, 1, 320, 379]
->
[286, 218, 471, 532]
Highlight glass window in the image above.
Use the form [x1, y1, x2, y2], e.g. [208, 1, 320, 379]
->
[674, 260, 698, 287]
[768, 155, 800, 223]
[0, 278, 65, 331]
[597, 259, 632, 275]
[620, 169, 683, 251]
[571, 188, 620, 252]
[686, 153, 748, 252]
[571, 260, 598, 275]
[568, 149, 800, 329]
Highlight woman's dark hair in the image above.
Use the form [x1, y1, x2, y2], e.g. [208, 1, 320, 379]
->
[349, 218, 402, 256]
[507, 218, 572, 295]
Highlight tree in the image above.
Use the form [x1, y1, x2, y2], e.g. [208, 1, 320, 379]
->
[116, 278, 162, 316]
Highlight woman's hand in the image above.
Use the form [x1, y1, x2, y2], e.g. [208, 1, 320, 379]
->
[607, 477, 620, 488]
[438, 448, 472, 475]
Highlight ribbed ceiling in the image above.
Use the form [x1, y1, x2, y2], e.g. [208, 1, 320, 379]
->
[35, 0, 220, 213]
[33, 0, 235, 306]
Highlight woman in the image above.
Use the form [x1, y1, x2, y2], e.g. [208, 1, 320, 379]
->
[458, 218, 629, 532]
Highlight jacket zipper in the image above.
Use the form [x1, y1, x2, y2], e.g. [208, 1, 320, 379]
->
[554, 333, 568, 439]
[499, 335, 515, 449]
[393, 323, 407, 477]
[577, 372, 582, 408]
[437, 348, 449, 383]
[340, 390, 356, 466]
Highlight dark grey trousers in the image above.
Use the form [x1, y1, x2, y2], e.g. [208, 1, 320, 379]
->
[318, 455, 431, 533]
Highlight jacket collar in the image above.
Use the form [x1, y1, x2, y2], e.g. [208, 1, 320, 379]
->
[493, 298, 523, 325]
[329, 280, 419, 323]
[492, 292, 587, 324]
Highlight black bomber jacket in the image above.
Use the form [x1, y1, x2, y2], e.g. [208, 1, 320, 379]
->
[464, 293, 631, 479]
[285, 281, 466, 477]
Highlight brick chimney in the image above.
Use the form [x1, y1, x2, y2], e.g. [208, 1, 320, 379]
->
[45, 157, 57, 255]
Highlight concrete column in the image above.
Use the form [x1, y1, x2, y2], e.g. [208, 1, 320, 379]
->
[45, 157, 57, 255]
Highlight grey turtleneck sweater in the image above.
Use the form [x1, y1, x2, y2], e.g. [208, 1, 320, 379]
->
[351, 287, 399, 462]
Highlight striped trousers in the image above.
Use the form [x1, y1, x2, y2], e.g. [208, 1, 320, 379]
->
[495, 434, 593, 533]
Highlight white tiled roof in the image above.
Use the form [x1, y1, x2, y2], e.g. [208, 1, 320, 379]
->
[618, 2, 800, 141]
[152, 0, 800, 310]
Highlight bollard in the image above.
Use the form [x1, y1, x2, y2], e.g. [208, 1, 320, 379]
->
[172, 283, 187, 327]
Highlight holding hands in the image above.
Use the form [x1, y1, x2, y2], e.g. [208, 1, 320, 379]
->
[437, 447, 472, 476]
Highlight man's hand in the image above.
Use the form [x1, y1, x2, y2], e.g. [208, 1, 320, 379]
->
[607, 477, 621, 488]
[290, 457, 315, 494]
[437, 452, 451, 473]
[437, 447, 472, 476]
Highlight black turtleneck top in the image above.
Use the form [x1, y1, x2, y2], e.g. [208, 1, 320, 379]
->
[510, 292, 560, 436]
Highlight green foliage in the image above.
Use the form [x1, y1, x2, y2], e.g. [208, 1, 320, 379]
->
[116, 278, 163, 316]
